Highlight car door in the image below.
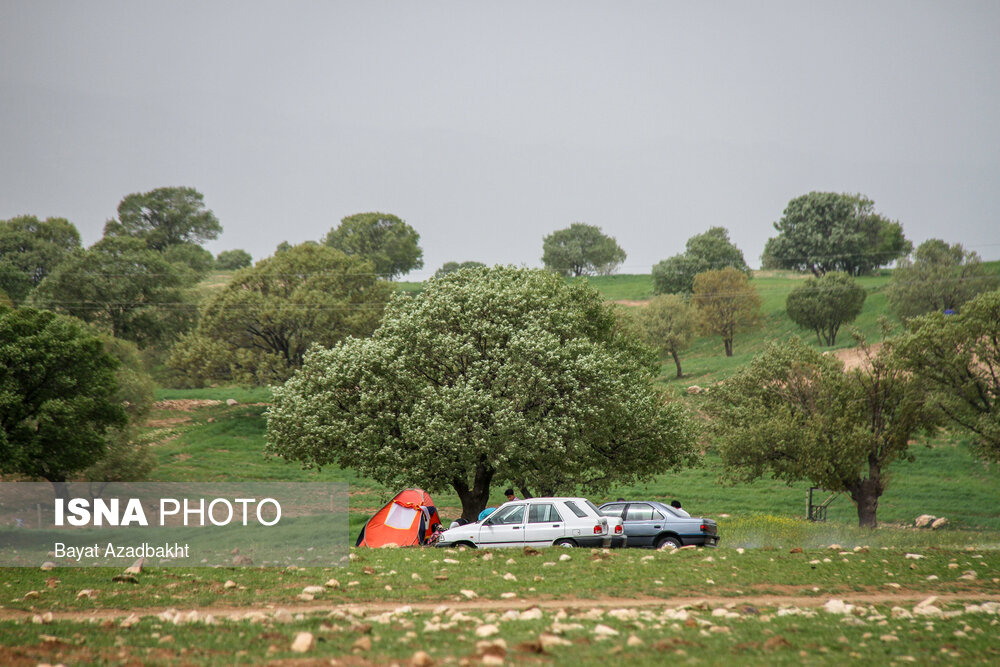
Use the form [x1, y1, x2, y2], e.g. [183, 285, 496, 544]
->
[478, 504, 526, 547]
[623, 503, 665, 547]
[525, 502, 566, 546]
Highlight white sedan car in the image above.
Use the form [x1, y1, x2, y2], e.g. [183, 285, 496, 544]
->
[437, 497, 625, 548]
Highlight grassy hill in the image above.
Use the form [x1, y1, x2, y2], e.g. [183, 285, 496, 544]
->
[141, 268, 1000, 539]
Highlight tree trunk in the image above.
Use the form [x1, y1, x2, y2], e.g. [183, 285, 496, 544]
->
[671, 350, 683, 378]
[724, 338, 733, 357]
[49, 480, 70, 501]
[452, 463, 495, 522]
[849, 480, 880, 528]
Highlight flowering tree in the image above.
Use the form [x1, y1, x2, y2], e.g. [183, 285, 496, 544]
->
[266, 266, 697, 520]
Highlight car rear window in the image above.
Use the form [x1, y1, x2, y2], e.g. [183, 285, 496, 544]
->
[528, 503, 562, 523]
[601, 503, 625, 518]
[562, 501, 589, 518]
[584, 500, 603, 516]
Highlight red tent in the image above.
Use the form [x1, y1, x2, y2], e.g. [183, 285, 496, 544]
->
[355, 489, 443, 547]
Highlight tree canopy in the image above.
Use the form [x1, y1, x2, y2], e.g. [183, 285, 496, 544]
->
[0, 307, 126, 483]
[541, 223, 626, 277]
[104, 186, 222, 252]
[435, 261, 486, 278]
[633, 294, 697, 378]
[323, 212, 423, 280]
[652, 227, 750, 294]
[31, 236, 194, 347]
[81, 332, 157, 483]
[897, 289, 1000, 461]
[707, 336, 937, 528]
[762, 192, 910, 276]
[692, 267, 762, 357]
[168, 243, 392, 385]
[785, 272, 867, 346]
[887, 239, 999, 320]
[0, 215, 81, 304]
[215, 249, 253, 270]
[265, 266, 697, 520]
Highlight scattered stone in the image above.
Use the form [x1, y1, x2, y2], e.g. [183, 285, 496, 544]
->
[519, 607, 543, 621]
[223, 580, 237, 589]
[23, 590, 40, 600]
[500, 592, 517, 599]
[124, 558, 144, 575]
[904, 553, 924, 560]
[353, 635, 372, 651]
[412, 650, 434, 666]
[460, 589, 478, 599]
[687, 385, 703, 394]
[443, 558, 460, 564]
[593, 624, 619, 637]
[475, 624, 500, 638]
[559, 554, 571, 562]
[503, 572, 517, 581]
[914, 514, 936, 528]
[325, 578, 340, 588]
[76, 589, 96, 599]
[273, 609, 294, 624]
[40, 562, 56, 571]
[539, 633, 572, 648]
[302, 585, 325, 595]
[290, 631, 315, 653]
[789, 547, 803, 554]
[931, 517, 949, 530]
[159, 635, 175, 644]
[523, 546, 540, 556]
[232, 554, 253, 566]
[226, 398, 238, 406]
[626, 633, 644, 646]
[111, 574, 139, 584]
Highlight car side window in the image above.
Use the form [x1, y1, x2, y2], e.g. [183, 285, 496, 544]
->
[489, 505, 525, 525]
[528, 503, 562, 523]
[563, 501, 589, 518]
[625, 504, 655, 521]
[601, 504, 626, 518]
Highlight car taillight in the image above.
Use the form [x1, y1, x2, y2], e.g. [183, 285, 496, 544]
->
[615, 525, 623, 534]
[594, 525, 603, 534]
[700, 524, 708, 532]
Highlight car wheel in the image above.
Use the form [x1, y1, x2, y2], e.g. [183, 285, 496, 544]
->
[553, 538, 577, 548]
[656, 535, 682, 550]
[456, 541, 477, 549]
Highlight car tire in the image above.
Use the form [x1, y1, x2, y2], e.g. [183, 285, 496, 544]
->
[655, 535, 682, 550]
[456, 541, 477, 549]
[553, 538, 577, 548]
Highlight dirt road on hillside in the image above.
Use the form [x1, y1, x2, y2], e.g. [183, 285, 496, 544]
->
[2, 590, 996, 622]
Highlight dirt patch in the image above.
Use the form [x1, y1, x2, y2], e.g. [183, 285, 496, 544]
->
[613, 300, 649, 307]
[829, 343, 883, 371]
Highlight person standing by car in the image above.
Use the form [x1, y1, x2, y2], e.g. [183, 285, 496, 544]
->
[670, 500, 690, 517]
[504, 489, 518, 502]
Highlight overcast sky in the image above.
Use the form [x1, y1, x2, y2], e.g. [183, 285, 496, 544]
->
[2, 1, 998, 278]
